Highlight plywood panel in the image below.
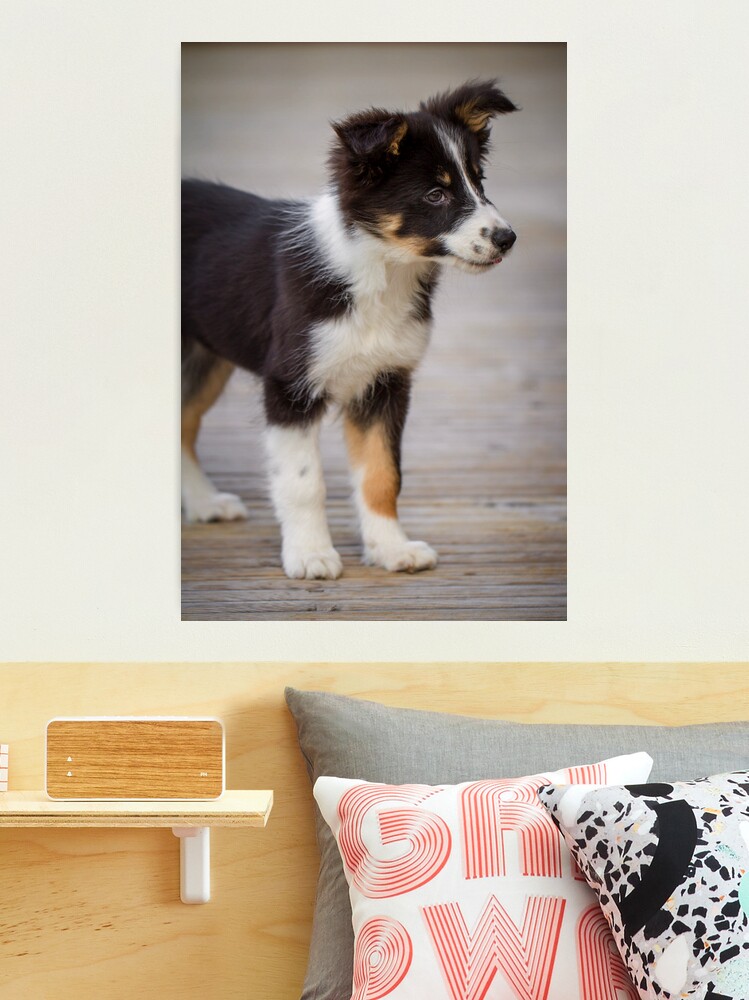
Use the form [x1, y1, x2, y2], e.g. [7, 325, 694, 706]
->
[0, 663, 746, 999]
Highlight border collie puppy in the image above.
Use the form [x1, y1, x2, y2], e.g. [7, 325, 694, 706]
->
[182, 80, 518, 579]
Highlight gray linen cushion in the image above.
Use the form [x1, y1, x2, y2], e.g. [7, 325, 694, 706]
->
[284, 686, 749, 1000]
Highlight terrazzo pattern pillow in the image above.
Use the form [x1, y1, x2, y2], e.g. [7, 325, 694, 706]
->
[314, 752, 652, 1000]
[540, 771, 749, 1000]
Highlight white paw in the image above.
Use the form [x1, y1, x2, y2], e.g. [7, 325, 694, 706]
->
[365, 540, 438, 573]
[183, 492, 249, 523]
[282, 546, 343, 580]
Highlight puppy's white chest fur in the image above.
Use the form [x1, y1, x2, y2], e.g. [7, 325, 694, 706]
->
[309, 275, 431, 403]
[305, 193, 434, 404]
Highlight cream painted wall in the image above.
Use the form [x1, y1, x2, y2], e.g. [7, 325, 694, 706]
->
[4, 2, 749, 659]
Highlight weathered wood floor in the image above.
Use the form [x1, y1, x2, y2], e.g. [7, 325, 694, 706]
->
[181, 43, 566, 620]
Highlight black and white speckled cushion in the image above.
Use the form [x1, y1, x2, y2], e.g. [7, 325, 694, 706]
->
[540, 771, 749, 1000]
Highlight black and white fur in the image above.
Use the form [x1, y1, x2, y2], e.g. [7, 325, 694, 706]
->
[182, 80, 518, 579]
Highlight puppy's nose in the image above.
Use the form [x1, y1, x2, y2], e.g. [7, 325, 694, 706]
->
[490, 228, 516, 254]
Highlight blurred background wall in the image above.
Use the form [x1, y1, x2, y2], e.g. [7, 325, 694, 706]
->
[182, 43, 565, 224]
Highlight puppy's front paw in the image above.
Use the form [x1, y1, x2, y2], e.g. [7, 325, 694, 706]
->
[365, 540, 438, 573]
[283, 546, 343, 580]
[183, 491, 249, 523]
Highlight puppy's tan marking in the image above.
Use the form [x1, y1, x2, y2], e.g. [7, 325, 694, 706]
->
[380, 213, 404, 238]
[400, 235, 432, 256]
[181, 359, 234, 459]
[437, 168, 452, 186]
[378, 213, 432, 257]
[388, 121, 408, 156]
[344, 418, 399, 518]
[454, 102, 492, 133]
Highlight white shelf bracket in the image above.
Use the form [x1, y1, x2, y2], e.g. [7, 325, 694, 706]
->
[172, 826, 210, 904]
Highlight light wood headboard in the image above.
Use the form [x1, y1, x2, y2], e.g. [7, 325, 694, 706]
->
[1, 663, 746, 999]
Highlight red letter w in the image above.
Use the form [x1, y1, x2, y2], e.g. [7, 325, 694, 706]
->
[422, 895, 566, 1000]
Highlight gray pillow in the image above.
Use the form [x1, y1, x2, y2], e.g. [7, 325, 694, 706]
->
[284, 686, 749, 1000]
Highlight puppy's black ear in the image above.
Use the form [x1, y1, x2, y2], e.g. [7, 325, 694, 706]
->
[421, 79, 517, 149]
[331, 109, 408, 185]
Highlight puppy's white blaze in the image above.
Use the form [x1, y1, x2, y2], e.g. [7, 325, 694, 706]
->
[308, 191, 432, 404]
[436, 124, 511, 265]
[265, 422, 340, 576]
[437, 126, 483, 208]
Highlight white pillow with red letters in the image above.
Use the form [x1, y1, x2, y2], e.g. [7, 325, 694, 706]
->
[314, 752, 652, 1000]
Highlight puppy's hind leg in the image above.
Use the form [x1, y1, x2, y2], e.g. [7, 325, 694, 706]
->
[181, 342, 247, 523]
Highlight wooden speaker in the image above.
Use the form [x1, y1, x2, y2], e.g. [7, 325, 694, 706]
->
[46, 718, 225, 799]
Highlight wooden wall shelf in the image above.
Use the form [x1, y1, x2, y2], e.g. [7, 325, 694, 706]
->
[0, 789, 272, 827]
[0, 790, 273, 903]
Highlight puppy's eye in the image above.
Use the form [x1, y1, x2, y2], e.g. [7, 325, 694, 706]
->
[425, 188, 448, 205]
